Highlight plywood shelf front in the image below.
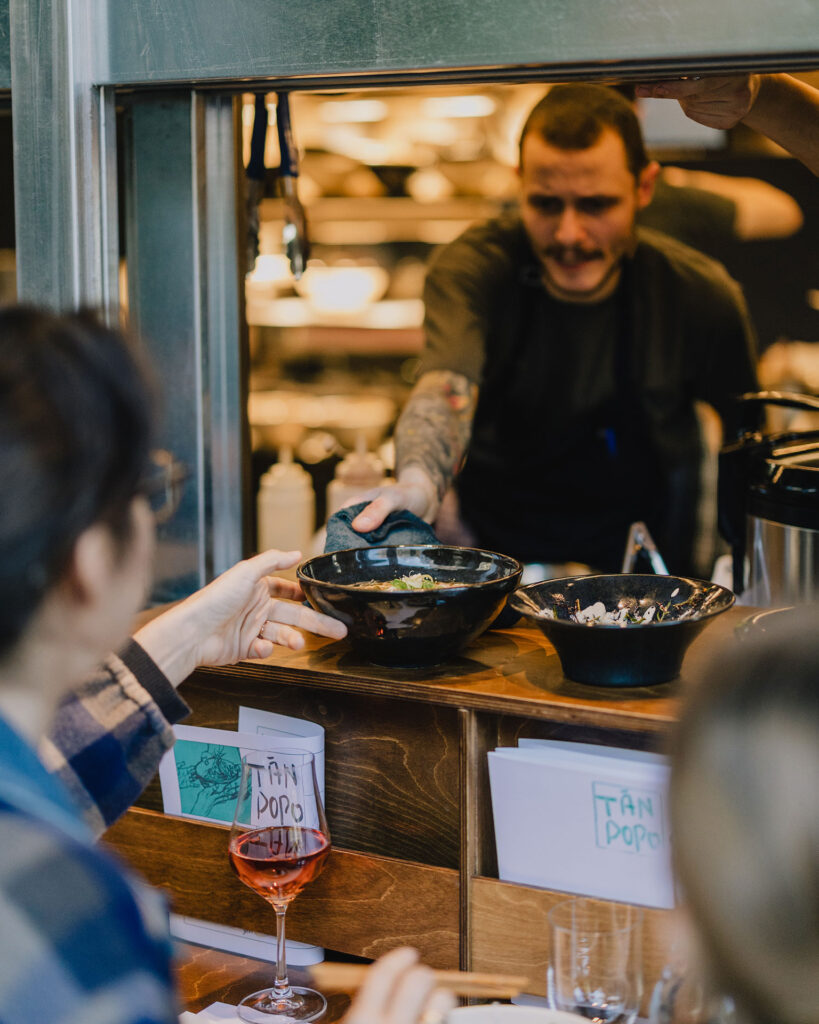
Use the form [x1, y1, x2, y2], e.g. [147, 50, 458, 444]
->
[106, 609, 751, 995]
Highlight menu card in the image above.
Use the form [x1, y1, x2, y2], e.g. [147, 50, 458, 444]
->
[158, 708, 326, 964]
[488, 739, 674, 908]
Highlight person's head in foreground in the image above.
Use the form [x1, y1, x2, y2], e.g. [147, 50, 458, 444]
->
[518, 84, 660, 304]
[0, 305, 156, 711]
[671, 606, 819, 1024]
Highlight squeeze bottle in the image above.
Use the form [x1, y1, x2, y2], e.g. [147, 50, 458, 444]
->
[326, 434, 388, 519]
[257, 446, 315, 577]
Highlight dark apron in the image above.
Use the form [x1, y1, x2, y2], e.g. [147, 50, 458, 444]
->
[456, 261, 668, 572]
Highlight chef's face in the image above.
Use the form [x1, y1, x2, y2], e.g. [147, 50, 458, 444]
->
[519, 127, 658, 304]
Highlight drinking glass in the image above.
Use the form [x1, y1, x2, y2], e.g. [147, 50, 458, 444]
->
[648, 958, 736, 1024]
[229, 748, 331, 1023]
[547, 898, 643, 1024]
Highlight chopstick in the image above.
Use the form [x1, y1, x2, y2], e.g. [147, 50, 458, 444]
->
[308, 962, 529, 999]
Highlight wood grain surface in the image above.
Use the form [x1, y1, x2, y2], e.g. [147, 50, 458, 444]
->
[175, 942, 353, 1018]
[470, 877, 678, 1011]
[123, 607, 753, 994]
[105, 807, 460, 965]
[171, 679, 461, 868]
[187, 609, 749, 734]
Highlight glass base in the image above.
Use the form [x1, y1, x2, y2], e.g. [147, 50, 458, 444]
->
[237, 986, 327, 1023]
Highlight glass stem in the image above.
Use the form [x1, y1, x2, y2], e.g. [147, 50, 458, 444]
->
[273, 905, 292, 1000]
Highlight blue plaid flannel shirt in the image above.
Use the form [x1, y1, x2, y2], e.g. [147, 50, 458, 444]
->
[0, 639, 190, 1024]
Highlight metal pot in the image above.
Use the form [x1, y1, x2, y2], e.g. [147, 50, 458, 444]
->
[719, 390, 819, 606]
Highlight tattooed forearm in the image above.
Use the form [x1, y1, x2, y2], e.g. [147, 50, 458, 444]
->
[395, 370, 478, 501]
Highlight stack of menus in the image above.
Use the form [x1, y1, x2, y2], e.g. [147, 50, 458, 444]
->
[488, 739, 675, 909]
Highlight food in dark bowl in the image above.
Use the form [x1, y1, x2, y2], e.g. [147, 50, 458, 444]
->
[297, 545, 523, 667]
[508, 573, 735, 687]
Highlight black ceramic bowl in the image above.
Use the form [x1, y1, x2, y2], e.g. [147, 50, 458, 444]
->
[509, 573, 735, 687]
[297, 545, 523, 667]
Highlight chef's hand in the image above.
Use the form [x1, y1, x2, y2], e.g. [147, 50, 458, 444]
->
[635, 74, 760, 129]
[133, 549, 347, 687]
[343, 947, 455, 1024]
[350, 467, 439, 533]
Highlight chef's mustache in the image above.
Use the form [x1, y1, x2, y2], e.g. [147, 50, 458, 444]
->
[543, 245, 604, 263]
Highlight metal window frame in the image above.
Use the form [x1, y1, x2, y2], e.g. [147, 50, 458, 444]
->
[6, 0, 819, 594]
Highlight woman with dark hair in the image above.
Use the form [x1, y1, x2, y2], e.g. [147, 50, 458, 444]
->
[0, 306, 346, 1024]
[670, 607, 819, 1024]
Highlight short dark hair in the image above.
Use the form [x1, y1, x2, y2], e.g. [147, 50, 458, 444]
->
[0, 306, 155, 656]
[519, 84, 649, 179]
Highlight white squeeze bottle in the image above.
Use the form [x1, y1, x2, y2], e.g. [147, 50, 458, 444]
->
[326, 434, 388, 519]
[257, 446, 315, 578]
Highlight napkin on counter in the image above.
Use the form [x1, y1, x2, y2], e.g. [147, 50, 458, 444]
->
[179, 1003, 242, 1022]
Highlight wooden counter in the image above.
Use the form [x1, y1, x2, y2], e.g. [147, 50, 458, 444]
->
[176, 943, 352, 1019]
[105, 607, 749, 1008]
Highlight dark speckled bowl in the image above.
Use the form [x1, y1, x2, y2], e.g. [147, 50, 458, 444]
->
[297, 545, 522, 667]
[509, 574, 735, 687]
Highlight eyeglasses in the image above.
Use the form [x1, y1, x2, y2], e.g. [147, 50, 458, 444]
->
[140, 449, 189, 524]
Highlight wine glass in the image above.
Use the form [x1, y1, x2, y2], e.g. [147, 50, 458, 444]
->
[547, 898, 643, 1024]
[229, 747, 331, 1023]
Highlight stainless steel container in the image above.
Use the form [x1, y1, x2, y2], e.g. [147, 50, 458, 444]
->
[745, 448, 819, 605]
[719, 392, 819, 606]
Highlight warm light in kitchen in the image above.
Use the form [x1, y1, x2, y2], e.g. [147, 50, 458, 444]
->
[246, 253, 292, 285]
[297, 263, 390, 314]
[420, 95, 496, 118]
[319, 99, 389, 123]
[241, 98, 277, 125]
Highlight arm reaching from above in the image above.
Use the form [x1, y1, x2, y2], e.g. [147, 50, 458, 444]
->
[351, 369, 478, 533]
[661, 165, 803, 239]
[636, 74, 819, 176]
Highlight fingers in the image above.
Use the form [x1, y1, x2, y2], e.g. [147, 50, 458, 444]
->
[634, 75, 755, 129]
[635, 78, 711, 100]
[388, 962, 438, 1024]
[344, 948, 439, 1024]
[251, 627, 304, 657]
[424, 987, 456, 1022]
[266, 598, 347, 639]
[268, 577, 304, 601]
[351, 484, 413, 532]
[244, 548, 302, 577]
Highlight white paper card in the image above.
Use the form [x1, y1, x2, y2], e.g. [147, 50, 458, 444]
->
[180, 1003, 242, 1022]
[158, 726, 315, 824]
[488, 741, 674, 908]
[170, 914, 323, 966]
[237, 707, 325, 803]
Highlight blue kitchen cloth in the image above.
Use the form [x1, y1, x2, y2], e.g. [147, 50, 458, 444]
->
[324, 501, 439, 552]
[323, 500, 520, 628]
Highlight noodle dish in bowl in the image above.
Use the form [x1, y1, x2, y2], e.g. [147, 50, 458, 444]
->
[297, 545, 522, 667]
[509, 573, 735, 687]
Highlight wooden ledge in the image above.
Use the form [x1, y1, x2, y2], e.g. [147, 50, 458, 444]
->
[105, 807, 459, 965]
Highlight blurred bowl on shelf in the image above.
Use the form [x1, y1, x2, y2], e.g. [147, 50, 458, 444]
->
[245, 253, 295, 300]
[296, 263, 390, 314]
[298, 545, 523, 667]
[249, 390, 396, 451]
[248, 391, 324, 450]
[509, 574, 735, 687]
[317, 393, 396, 450]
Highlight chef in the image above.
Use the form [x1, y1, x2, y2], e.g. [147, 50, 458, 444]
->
[352, 84, 759, 575]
